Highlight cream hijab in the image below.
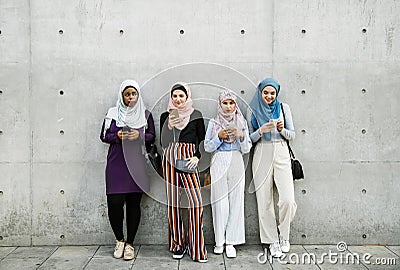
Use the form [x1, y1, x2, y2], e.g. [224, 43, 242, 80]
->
[103, 80, 147, 137]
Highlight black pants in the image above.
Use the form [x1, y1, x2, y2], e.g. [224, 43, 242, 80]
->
[107, 193, 143, 245]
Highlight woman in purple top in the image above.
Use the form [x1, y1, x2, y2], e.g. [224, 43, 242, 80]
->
[100, 80, 155, 260]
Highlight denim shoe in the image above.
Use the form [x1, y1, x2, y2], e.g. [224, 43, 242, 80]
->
[113, 240, 125, 259]
[269, 241, 283, 258]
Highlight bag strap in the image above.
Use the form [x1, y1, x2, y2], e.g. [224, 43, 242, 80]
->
[172, 127, 178, 160]
[280, 103, 296, 159]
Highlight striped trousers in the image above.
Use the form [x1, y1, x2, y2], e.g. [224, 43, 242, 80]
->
[162, 142, 208, 261]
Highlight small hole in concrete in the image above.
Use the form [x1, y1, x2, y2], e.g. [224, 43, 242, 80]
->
[0, 90, 3, 94]
[362, 88, 366, 94]
[59, 90, 64, 95]
[301, 29, 306, 34]
[240, 90, 245, 94]
[0, 30, 2, 35]
[0, 190, 3, 195]
[301, 89, 306, 95]
[241, 29, 245, 34]
[301, 129, 306, 134]
[302, 234, 307, 238]
[362, 234, 367, 239]
[0, 236, 3, 241]
[0, 130, 3, 135]
[120, 29, 124, 35]
[59, 29, 64, 35]
[362, 28, 367, 33]
[301, 189, 307, 194]
[60, 190, 65, 195]
[60, 130, 64, 135]
[362, 129, 366, 134]
[180, 29, 184, 35]
[362, 189, 367, 194]
[60, 235, 65, 239]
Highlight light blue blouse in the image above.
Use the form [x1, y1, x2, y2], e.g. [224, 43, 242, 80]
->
[204, 120, 252, 154]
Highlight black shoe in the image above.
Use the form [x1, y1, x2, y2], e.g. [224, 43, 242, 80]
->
[172, 248, 186, 259]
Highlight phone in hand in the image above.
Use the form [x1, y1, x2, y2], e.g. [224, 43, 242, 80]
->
[169, 108, 179, 119]
[269, 119, 278, 127]
[122, 126, 133, 133]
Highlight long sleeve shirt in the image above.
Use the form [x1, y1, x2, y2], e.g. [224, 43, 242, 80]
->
[100, 110, 155, 194]
[247, 102, 295, 143]
[160, 109, 205, 159]
[204, 119, 252, 154]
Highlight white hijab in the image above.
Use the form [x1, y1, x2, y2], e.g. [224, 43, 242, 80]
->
[103, 80, 147, 137]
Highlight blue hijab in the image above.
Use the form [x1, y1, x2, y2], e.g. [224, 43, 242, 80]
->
[250, 78, 281, 140]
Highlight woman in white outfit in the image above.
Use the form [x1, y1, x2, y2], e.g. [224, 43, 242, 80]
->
[204, 90, 252, 258]
[249, 78, 297, 258]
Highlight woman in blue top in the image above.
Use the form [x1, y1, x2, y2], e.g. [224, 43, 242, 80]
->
[249, 78, 297, 258]
[204, 90, 252, 258]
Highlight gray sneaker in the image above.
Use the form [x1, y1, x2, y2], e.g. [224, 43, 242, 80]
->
[269, 241, 283, 258]
[279, 235, 290, 253]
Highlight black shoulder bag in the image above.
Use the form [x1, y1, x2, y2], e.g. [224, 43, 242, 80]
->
[280, 104, 304, 180]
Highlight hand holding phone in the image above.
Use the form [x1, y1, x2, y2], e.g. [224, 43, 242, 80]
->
[169, 108, 179, 119]
[168, 108, 180, 129]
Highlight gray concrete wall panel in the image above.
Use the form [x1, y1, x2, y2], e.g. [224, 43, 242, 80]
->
[0, 0, 399, 246]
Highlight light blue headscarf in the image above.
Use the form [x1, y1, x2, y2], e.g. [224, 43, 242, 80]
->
[250, 78, 281, 140]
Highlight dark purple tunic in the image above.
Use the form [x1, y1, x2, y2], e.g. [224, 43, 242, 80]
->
[100, 110, 155, 194]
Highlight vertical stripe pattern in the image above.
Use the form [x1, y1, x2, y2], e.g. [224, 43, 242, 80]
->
[162, 142, 207, 261]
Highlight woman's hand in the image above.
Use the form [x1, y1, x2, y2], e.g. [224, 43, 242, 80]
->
[118, 130, 123, 139]
[185, 156, 199, 169]
[127, 129, 140, 140]
[276, 120, 284, 132]
[233, 128, 244, 142]
[168, 115, 180, 130]
[218, 129, 229, 140]
[118, 130, 130, 140]
[258, 122, 276, 135]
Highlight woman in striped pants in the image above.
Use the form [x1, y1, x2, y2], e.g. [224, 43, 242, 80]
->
[160, 83, 208, 263]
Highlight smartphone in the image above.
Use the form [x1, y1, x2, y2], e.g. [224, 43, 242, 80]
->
[226, 123, 236, 131]
[123, 126, 133, 133]
[269, 119, 278, 127]
[169, 108, 179, 119]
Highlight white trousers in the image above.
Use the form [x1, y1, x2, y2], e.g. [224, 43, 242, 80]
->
[252, 141, 297, 244]
[210, 151, 246, 246]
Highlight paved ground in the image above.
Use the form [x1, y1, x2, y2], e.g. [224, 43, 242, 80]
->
[0, 244, 399, 270]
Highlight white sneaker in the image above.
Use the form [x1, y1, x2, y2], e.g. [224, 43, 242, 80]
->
[113, 240, 125, 259]
[269, 241, 283, 258]
[123, 245, 135, 260]
[225, 245, 236, 258]
[279, 235, 290, 253]
[213, 245, 224, 254]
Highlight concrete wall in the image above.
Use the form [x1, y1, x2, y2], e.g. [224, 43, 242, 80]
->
[0, 0, 399, 246]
